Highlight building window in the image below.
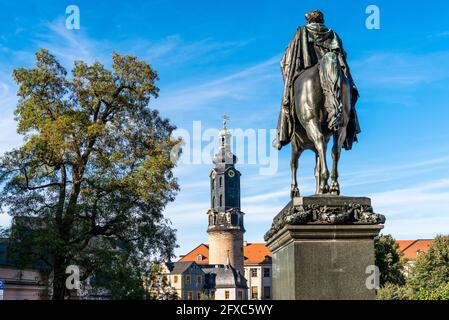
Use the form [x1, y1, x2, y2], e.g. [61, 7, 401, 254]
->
[251, 286, 258, 299]
[187, 291, 193, 300]
[186, 275, 191, 285]
[197, 254, 203, 261]
[250, 268, 258, 277]
[263, 286, 271, 299]
[211, 291, 215, 299]
[197, 275, 202, 285]
[197, 292, 202, 300]
[263, 268, 270, 278]
[173, 275, 178, 283]
[237, 290, 243, 300]
[225, 290, 230, 300]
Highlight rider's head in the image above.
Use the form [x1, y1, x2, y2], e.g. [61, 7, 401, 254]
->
[305, 10, 324, 24]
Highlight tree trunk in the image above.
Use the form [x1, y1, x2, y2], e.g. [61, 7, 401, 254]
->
[52, 256, 67, 300]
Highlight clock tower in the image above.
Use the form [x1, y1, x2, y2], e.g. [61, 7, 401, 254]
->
[207, 116, 245, 273]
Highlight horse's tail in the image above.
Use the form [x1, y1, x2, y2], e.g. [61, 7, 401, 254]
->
[319, 52, 343, 131]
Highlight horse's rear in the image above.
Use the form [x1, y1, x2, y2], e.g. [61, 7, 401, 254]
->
[290, 51, 353, 196]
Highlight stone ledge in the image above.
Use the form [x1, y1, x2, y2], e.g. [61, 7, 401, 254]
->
[264, 195, 385, 241]
[266, 224, 384, 254]
[293, 195, 371, 206]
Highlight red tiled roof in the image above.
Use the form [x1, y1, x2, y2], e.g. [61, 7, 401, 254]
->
[179, 243, 209, 264]
[396, 240, 415, 252]
[243, 243, 272, 264]
[178, 243, 272, 265]
[398, 239, 433, 260]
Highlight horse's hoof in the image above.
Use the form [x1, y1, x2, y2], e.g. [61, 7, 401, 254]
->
[290, 187, 300, 198]
[319, 184, 330, 194]
[330, 182, 340, 195]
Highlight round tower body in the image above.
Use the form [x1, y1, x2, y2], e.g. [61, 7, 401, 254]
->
[208, 228, 244, 273]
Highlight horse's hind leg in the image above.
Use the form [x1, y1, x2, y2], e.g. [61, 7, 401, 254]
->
[290, 146, 302, 198]
[305, 121, 329, 194]
[330, 132, 341, 195]
[314, 152, 320, 195]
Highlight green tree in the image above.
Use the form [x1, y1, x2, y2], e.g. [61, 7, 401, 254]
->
[0, 49, 180, 300]
[417, 282, 449, 300]
[376, 283, 414, 300]
[375, 234, 405, 286]
[377, 235, 449, 300]
[408, 235, 449, 293]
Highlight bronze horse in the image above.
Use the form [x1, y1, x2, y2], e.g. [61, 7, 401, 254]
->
[290, 51, 357, 198]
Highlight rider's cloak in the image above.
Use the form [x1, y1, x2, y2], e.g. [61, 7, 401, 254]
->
[278, 23, 361, 150]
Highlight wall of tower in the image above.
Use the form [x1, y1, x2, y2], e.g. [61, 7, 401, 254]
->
[208, 229, 244, 273]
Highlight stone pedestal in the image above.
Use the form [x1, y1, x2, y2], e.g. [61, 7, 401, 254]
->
[265, 195, 385, 300]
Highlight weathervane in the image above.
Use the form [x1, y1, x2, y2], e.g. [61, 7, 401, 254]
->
[223, 114, 230, 130]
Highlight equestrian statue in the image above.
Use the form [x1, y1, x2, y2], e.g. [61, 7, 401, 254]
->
[273, 10, 361, 198]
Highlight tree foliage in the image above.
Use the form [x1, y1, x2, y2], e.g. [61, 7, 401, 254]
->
[376, 282, 414, 300]
[375, 234, 405, 286]
[408, 235, 449, 292]
[377, 235, 449, 300]
[0, 49, 180, 299]
[416, 282, 449, 300]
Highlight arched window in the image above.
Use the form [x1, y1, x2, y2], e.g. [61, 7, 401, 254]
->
[219, 177, 223, 187]
[212, 196, 215, 207]
[219, 194, 223, 207]
[212, 179, 214, 189]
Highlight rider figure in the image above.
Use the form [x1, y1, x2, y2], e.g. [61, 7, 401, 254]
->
[274, 10, 359, 150]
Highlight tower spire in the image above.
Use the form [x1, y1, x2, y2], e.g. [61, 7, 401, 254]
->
[213, 115, 236, 165]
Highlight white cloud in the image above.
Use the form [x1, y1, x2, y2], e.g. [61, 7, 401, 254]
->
[154, 55, 280, 111]
[370, 179, 449, 216]
[427, 31, 449, 39]
[351, 51, 449, 88]
[35, 18, 109, 67]
[145, 35, 250, 67]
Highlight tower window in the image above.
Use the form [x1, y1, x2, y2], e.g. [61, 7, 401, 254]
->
[219, 195, 223, 207]
[212, 196, 215, 207]
[212, 179, 214, 189]
[219, 177, 222, 187]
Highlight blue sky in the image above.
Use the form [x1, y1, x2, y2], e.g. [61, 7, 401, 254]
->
[1, 1, 449, 257]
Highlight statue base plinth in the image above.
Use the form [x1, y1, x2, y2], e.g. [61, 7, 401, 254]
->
[265, 196, 384, 300]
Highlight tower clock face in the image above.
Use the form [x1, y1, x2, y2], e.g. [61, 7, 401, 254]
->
[228, 170, 235, 178]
